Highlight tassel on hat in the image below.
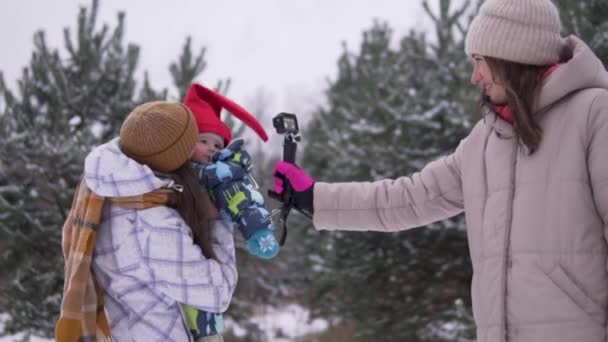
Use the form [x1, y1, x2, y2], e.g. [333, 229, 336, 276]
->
[184, 83, 269, 145]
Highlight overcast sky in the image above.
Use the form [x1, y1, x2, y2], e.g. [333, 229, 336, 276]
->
[0, 0, 444, 127]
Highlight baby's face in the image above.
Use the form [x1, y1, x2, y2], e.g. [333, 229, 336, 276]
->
[191, 132, 224, 164]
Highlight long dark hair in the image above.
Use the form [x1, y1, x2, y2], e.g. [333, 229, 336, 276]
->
[480, 57, 548, 154]
[166, 164, 216, 259]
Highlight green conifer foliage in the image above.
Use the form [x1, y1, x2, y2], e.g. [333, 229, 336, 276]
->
[555, 0, 608, 67]
[0, 1, 140, 335]
[0, 0, 207, 335]
[300, 1, 477, 340]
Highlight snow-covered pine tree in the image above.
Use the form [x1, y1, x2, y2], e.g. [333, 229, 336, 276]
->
[0, 2, 141, 335]
[554, 0, 608, 68]
[170, 36, 209, 101]
[0, 0, 209, 336]
[300, 0, 477, 340]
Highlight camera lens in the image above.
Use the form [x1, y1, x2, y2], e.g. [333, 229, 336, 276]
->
[286, 118, 295, 129]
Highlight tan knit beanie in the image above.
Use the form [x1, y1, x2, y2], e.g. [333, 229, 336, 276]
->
[120, 101, 197, 173]
[465, 0, 564, 65]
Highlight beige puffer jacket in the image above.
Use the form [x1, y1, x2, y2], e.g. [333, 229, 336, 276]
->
[313, 36, 608, 342]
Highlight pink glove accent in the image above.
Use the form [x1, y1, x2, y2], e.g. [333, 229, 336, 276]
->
[273, 161, 314, 193]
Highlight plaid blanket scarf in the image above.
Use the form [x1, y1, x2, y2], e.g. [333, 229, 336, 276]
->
[55, 177, 174, 342]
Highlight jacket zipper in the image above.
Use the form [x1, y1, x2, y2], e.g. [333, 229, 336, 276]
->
[501, 138, 519, 342]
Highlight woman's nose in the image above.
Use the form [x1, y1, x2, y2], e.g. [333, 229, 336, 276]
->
[470, 68, 481, 85]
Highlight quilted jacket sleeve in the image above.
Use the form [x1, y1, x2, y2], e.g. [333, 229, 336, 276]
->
[313, 140, 465, 232]
[197, 157, 272, 240]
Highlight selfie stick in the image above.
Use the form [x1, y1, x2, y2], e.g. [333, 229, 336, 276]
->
[270, 113, 311, 246]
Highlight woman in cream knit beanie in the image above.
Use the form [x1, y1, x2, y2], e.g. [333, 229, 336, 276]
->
[465, 0, 564, 66]
[463, 0, 570, 153]
[270, 1, 608, 342]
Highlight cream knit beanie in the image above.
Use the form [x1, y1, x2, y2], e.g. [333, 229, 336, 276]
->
[120, 101, 198, 173]
[465, 0, 564, 65]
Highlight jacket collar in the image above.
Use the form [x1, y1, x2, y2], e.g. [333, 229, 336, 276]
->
[84, 138, 172, 197]
[536, 35, 608, 112]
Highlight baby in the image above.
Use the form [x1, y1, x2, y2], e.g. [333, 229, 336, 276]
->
[191, 134, 279, 258]
[183, 83, 278, 341]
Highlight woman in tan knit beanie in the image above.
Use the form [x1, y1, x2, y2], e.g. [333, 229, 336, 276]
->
[58, 101, 237, 342]
[269, 1, 608, 342]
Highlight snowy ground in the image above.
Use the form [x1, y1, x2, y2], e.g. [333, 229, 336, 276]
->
[0, 305, 328, 342]
[228, 304, 328, 341]
[0, 316, 51, 342]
